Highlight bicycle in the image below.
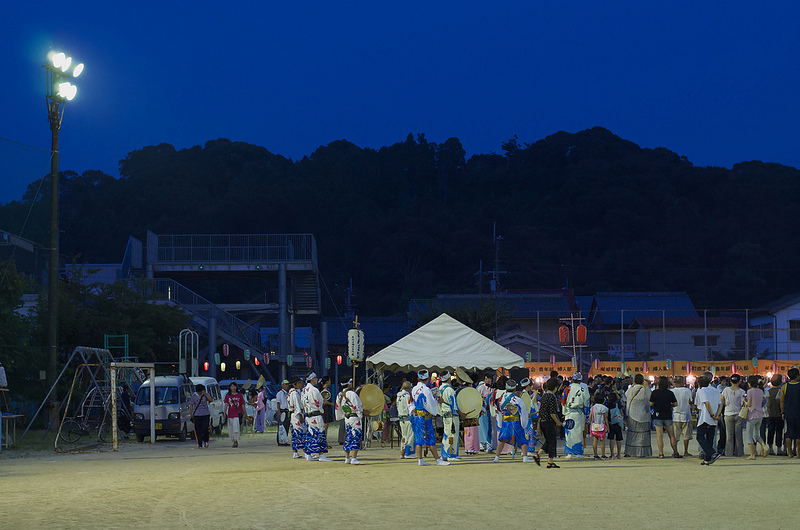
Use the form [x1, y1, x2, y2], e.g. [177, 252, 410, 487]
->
[58, 386, 131, 444]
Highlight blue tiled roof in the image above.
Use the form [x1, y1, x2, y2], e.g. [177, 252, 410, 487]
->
[593, 292, 697, 325]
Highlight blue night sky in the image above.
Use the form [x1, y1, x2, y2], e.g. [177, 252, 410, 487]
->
[2, 1, 799, 204]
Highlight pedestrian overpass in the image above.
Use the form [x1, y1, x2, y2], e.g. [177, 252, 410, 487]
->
[145, 231, 321, 380]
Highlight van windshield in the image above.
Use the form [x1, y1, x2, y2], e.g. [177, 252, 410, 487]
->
[136, 386, 180, 405]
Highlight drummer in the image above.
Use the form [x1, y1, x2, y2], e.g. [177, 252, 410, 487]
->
[396, 381, 415, 458]
[439, 372, 461, 462]
[411, 369, 450, 466]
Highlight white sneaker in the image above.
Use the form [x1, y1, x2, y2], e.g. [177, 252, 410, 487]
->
[493, 455, 500, 463]
[345, 458, 351, 464]
[449, 456, 461, 461]
[523, 456, 533, 463]
[436, 458, 450, 466]
[293, 453, 301, 459]
[350, 458, 363, 465]
[418, 459, 431, 466]
[318, 455, 332, 462]
[306, 455, 317, 461]
[564, 454, 574, 459]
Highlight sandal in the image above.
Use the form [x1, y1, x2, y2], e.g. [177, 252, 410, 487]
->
[658, 454, 664, 459]
[673, 453, 683, 459]
[547, 463, 560, 469]
[533, 453, 541, 466]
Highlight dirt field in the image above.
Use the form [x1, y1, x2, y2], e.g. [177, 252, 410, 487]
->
[1, 426, 798, 529]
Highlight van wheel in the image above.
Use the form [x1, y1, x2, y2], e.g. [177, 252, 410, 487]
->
[136, 433, 145, 443]
[178, 424, 187, 442]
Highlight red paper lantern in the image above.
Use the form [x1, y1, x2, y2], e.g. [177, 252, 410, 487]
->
[686, 362, 692, 374]
[642, 361, 649, 373]
[558, 325, 570, 345]
[576, 325, 587, 345]
[337, 355, 343, 365]
[731, 362, 738, 374]
[593, 358, 600, 370]
[306, 356, 313, 369]
[550, 355, 556, 366]
[203, 361, 209, 371]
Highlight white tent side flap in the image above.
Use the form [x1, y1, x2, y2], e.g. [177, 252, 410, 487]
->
[366, 313, 524, 372]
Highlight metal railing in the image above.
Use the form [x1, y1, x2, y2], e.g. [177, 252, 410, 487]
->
[149, 233, 317, 265]
[150, 278, 263, 353]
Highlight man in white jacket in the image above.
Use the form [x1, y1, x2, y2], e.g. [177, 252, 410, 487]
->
[335, 376, 364, 464]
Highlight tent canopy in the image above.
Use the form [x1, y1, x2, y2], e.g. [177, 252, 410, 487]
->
[366, 313, 525, 372]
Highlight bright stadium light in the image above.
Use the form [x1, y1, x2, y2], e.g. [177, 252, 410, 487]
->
[43, 49, 85, 388]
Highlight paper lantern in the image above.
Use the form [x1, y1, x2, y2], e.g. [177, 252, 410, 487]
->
[576, 325, 587, 345]
[558, 325, 570, 345]
[348, 328, 365, 362]
[306, 356, 313, 369]
[550, 355, 556, 366]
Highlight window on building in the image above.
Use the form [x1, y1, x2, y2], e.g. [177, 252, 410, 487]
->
[790, 320, 800, 342]
[693, 335, 719, 347]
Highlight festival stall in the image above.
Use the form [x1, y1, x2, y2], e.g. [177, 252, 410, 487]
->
[366, 313, 525, 372]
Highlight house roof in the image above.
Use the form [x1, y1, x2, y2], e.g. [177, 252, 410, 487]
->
[592, 292, 697, 326]
[755, 293, 800, 313]
[632, 316, 743, 328]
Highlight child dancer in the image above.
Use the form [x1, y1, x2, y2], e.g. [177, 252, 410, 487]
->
[589, 393, 609, 459]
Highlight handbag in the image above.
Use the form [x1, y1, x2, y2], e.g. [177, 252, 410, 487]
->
[738, 400, 749, 420]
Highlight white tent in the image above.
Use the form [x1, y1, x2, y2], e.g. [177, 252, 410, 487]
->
[366, 313, 525, 372]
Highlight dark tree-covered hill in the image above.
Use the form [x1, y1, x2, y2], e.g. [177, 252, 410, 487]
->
[2, 127, 798, 314]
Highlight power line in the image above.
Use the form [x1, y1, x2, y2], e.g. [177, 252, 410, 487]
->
[0, 135, 54, 154]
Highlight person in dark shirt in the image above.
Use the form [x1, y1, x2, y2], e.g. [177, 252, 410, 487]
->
[535, 377, 564, 468]
[650, 376, 681, 458]
[781, 368, 800, 458]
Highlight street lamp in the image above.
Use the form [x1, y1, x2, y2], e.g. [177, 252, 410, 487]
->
[43, 50, 84, 387]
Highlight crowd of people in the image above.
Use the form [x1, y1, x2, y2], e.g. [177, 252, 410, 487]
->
[185, 365, 800, 467]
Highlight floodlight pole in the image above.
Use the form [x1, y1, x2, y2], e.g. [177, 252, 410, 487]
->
[45, 83, 63, 390]
[43, 52, 82, 388]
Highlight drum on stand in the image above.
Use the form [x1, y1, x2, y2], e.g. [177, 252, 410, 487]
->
[358, 384, 385, 448]
[456, 387, 482, 427]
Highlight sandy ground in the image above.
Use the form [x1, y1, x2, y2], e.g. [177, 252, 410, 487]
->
[1, 426, 799, 530]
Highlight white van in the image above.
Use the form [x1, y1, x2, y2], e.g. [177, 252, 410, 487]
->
[189, 377, 225, 434]
[132, 375, 195, 442]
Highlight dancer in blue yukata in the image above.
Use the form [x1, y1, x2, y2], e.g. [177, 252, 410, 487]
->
[335, 376, 364, 465]
[439, 371, 461, 461]
[521, 378, 538, 454]
[287, 377, 306, 459]
[562, 372, 590, 458]
[302, 372, 332, 462]
[494, 379, 537, 464]
[411, 369, 450, 466]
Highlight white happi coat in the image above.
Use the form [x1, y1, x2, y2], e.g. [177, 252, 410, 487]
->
[334, 388, 363, 431]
